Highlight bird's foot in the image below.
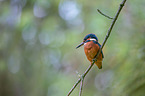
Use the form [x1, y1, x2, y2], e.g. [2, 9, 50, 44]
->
[92, 58, 97, 62]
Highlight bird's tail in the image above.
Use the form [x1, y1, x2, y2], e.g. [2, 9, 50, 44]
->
[95, 61, 102, 69]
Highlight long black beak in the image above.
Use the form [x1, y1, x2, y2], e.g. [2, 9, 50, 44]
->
[76, 42, 84, 49]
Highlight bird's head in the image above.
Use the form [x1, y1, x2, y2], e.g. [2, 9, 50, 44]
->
[76, 33, 98, 49]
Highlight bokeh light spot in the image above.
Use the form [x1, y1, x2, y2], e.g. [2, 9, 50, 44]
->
[33, 2, 47, 18]
[59, 1, 80, 21]
[22, 26, 37, 43]
[8, 55, 20, 74]
[38, 31, 53, 45]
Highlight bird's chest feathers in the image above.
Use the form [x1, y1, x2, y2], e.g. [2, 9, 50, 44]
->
[84, 41, 98, 59]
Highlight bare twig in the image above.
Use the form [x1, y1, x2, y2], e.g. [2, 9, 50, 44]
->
[97, 9, 113, 19]
[67, 0, 127, 96]
[79, 77, 84, 96]
[67, 64, 93, 96]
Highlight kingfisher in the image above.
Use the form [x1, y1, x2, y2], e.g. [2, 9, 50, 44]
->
[76, 33, 104, 69]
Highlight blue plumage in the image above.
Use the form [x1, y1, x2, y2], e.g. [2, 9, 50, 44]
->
[93, 41, 104, 58]
[83, 33, 98, 41]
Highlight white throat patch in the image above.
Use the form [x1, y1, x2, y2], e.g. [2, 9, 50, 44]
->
[84, 38, 96, 45]
[89, 38, 96, 41]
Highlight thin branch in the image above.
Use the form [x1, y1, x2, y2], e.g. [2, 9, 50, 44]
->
[67, 64, 93, 96]
[97, 9, 113, 19]
[99, 0, 127, 50]
[67, 0, 127, 96]
[79, 77, 84, 96]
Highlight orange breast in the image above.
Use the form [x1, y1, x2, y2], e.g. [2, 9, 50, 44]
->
[84, 41, 103, 69]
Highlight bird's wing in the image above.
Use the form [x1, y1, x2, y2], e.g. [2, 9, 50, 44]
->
[93, 41, 104, 58]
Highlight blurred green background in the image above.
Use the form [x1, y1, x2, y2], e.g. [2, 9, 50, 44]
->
[0, 0, 145, 96]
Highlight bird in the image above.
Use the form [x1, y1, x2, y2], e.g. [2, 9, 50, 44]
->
[76, 33, 104, 69]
